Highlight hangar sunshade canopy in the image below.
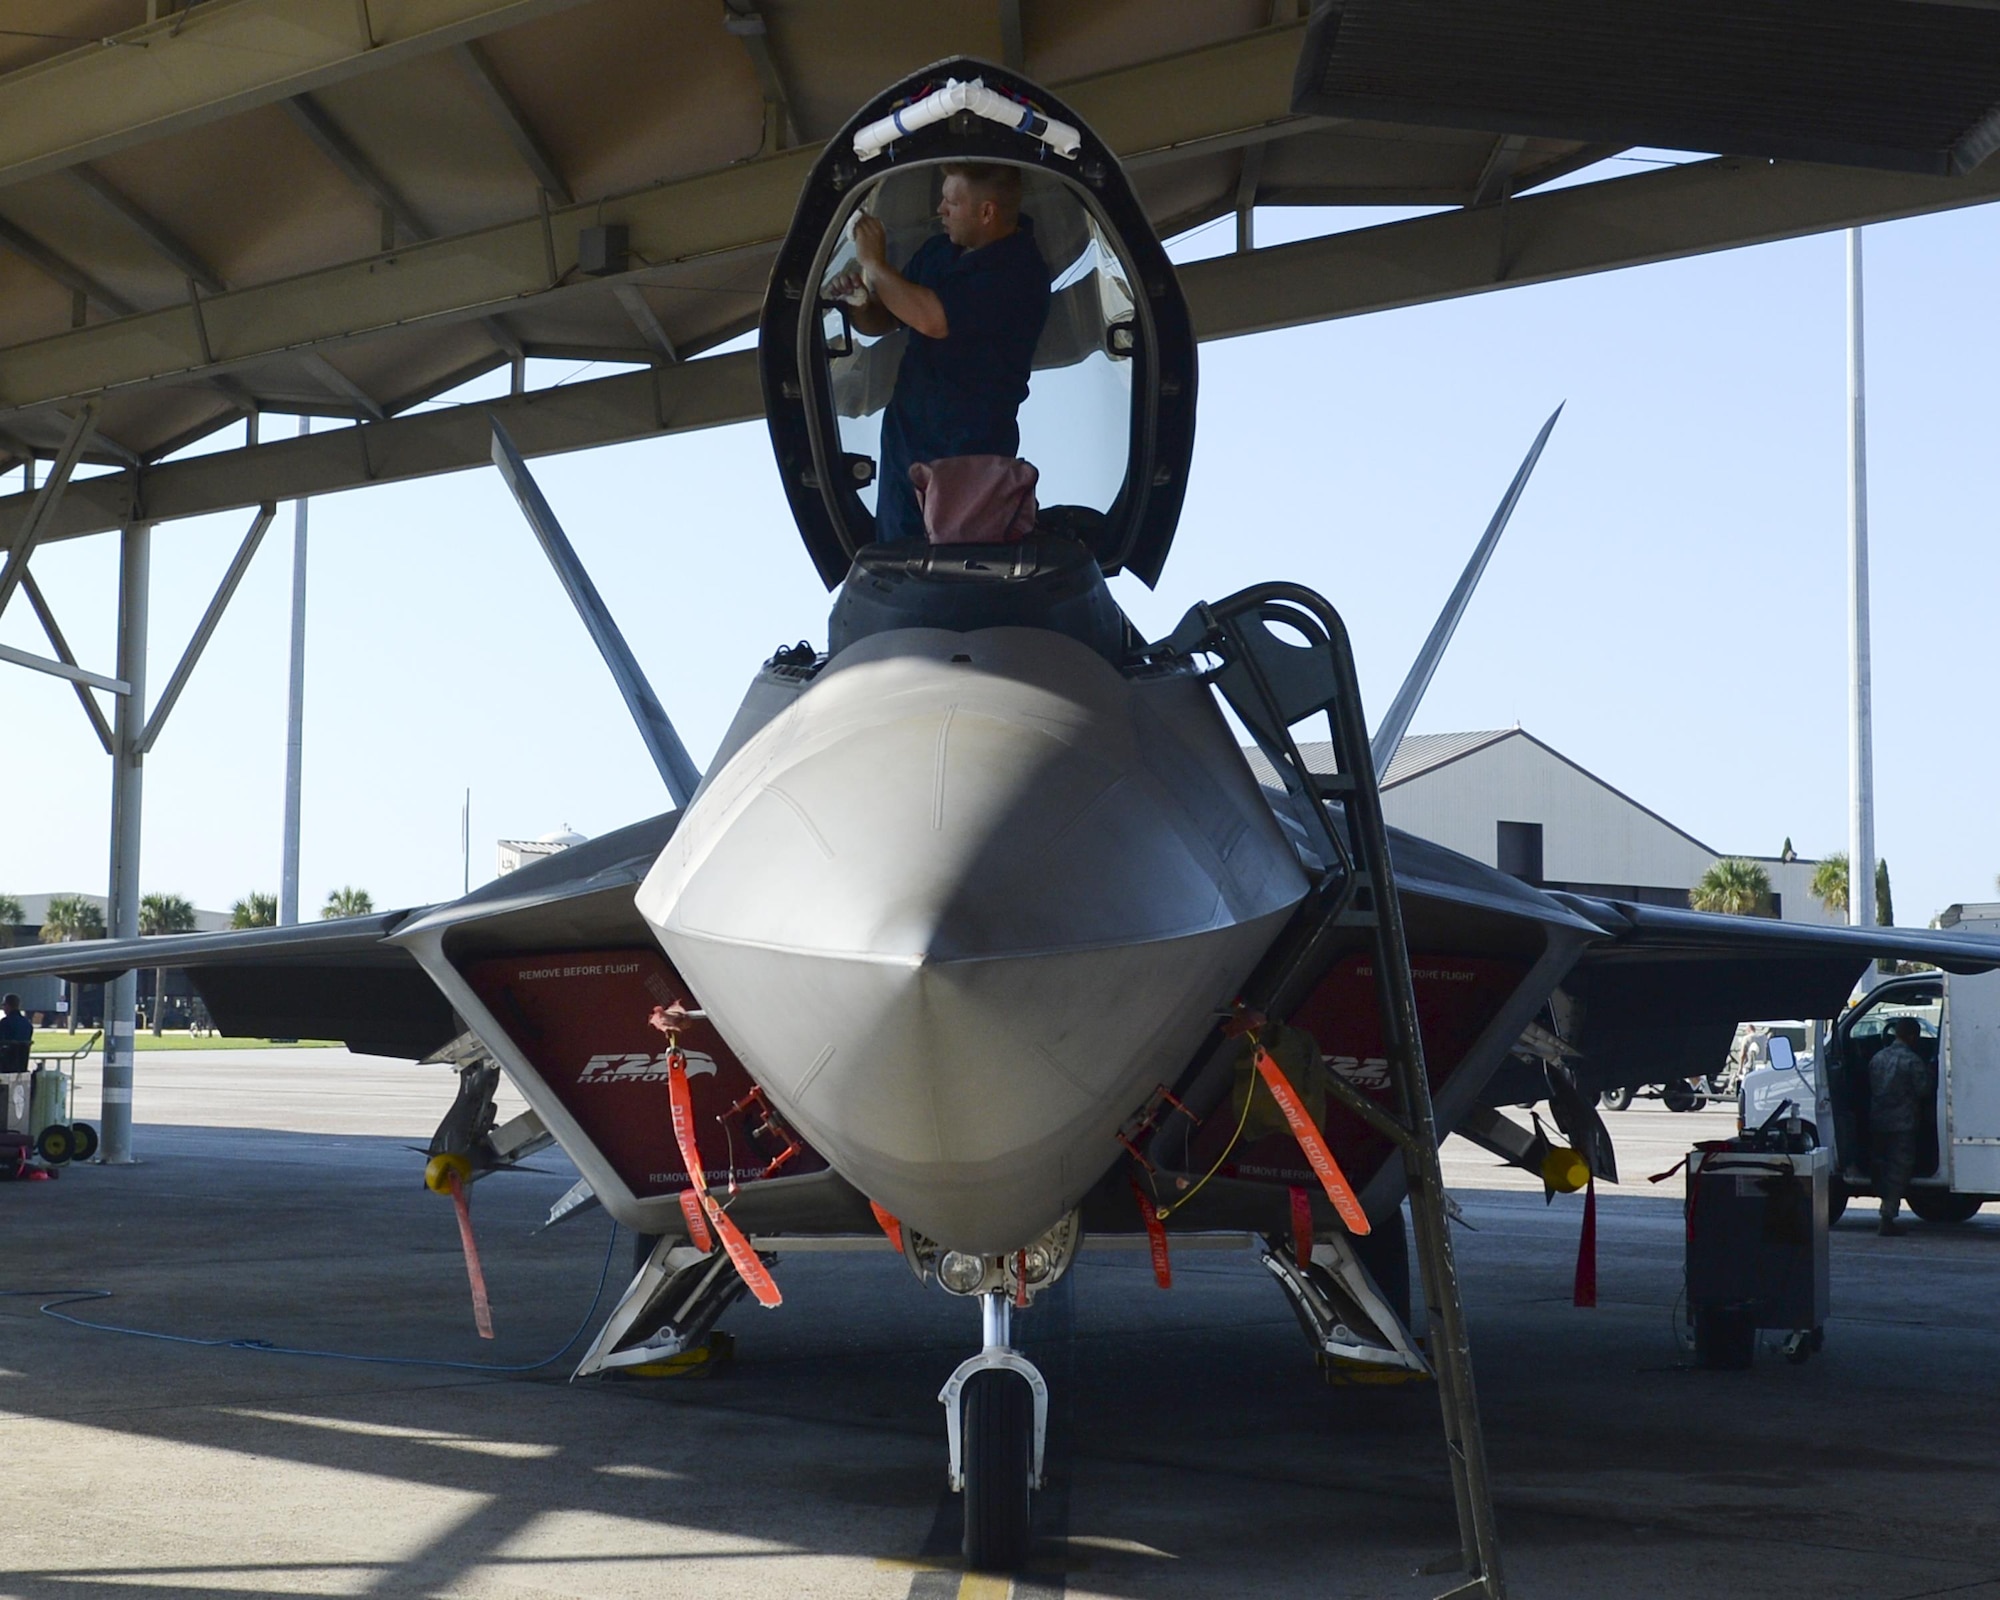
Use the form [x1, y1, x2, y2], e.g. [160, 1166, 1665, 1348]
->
[2, 0, 2000, 545]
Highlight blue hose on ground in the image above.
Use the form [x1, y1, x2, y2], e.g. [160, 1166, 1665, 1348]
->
[1, 1220, 620, 1375]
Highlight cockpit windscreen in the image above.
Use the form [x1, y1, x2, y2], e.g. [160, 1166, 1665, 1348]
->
[816, 162, 1137, 541]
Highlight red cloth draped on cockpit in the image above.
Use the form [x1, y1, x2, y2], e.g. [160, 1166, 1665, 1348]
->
[911, 454, 1039, 544]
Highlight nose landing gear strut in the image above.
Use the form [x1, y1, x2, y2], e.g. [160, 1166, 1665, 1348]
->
[939, 1291, 1048, 1571]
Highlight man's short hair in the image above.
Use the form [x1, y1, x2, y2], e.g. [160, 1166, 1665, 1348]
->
[941, 162, 1023, 217]
[1, 994, 18, 1010]
[1890, 1016, 1922, 1043]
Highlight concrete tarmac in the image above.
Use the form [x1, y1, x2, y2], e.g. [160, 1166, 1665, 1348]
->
[3, 1052, 1997, 1599]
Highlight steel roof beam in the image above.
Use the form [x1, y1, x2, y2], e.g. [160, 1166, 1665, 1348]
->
[381, 349, 514, 414]
[0, 214, 138, 317]
[999, 0, 1027, 70]
[611, 285, 679, 363]
[12, 140, 2000, 544]
[1234, 141, 1265, 251]
[68, 166, 226, 292]
[1173, 152, 2000, 342]
[452, 41, 572, 204]
[519, 340, 655, 367]
[0, 219, 258, 435]
[7, 354, 762, 542]
[1469, 134, 1529, 208]
[282, 91, 532, 377]
[6, 59, 2000, 536]
[0, 0, 596, 191]
[0, 638, 129, 696]
[0, 26, 1311, 423]
[87, 429, 144, 469]
[481, 313, 526, 366]
[14, 140, 2000, 544]
[282, 94, 431, 247]
[20, 570, 116, 753]
[0, 401, 96, 620]
[723, 3, 800, 151]
[300, 352, 387, 422]
[139, 500, 278, 753]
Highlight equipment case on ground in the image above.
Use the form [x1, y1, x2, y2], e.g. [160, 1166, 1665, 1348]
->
[1686, 1143, 1830, 1368]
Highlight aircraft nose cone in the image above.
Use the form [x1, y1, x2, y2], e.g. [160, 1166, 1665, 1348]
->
[638, 628, 1305, 1253]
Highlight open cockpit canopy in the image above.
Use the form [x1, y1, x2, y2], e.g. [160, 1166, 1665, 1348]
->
[759, 61, 1197, 589]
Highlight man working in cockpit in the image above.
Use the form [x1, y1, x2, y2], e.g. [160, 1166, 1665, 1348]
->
[830, 163, 1051, 543]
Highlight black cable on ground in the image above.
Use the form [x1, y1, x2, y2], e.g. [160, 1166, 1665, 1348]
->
[1, 1220, 620, 1375]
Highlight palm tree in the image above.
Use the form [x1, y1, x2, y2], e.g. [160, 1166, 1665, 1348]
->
[0, 893, 21, 949]
[1812, 852, 1849, 917]
[37, 895, 104, 943]
[321, 886, 375, 920]
[1690, 858, 1773, 916]
[140, 892, 197, 1036]
[39, 894, 106, 1032]
[1808, 851, 1893, 929]
[230, 892, 277, 929]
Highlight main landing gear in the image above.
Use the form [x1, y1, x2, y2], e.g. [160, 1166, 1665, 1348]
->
[574, 1235, 753, 1376]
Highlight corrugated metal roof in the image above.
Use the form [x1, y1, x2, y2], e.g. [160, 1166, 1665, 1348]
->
[0, 1, 1607, 470]
[1293, 0, 2000, 176]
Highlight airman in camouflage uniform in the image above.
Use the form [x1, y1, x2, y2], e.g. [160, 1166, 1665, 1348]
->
[1868, 1016, 1935, 1235]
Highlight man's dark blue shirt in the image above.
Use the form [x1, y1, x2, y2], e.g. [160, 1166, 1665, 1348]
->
[875, 217, 1050, 542]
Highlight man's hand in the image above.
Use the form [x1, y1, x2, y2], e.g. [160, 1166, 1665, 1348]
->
[832, 213, 948, 340]
[826, 261, 894, 335]
[853, 213, 888, 270]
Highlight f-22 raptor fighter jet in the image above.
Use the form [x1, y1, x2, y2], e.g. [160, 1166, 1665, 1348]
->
[14, 61, 2000, 1590]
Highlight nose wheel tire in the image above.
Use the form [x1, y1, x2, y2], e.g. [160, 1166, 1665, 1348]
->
[961, 1367, 1033, 1572]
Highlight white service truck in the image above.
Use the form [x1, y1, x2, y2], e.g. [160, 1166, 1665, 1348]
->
[1739, 902, 2000, 1224]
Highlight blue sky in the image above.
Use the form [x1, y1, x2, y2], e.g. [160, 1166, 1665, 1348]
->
[6, 190, 1997, 928]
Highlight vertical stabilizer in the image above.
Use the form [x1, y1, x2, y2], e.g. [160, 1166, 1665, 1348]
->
[490, 418, 701, 805]
[1369, 405, 1562, 775]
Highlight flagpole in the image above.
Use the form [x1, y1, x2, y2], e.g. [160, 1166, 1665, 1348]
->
[1846, 228, 1878, 960]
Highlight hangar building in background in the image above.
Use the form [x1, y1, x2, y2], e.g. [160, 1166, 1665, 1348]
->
[1260, 729, 1837, 924]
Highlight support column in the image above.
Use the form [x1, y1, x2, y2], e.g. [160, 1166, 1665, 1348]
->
[103, 521, 151, 1164]
[280, 417, 309, 926]
[1846, 229, 1878, 950]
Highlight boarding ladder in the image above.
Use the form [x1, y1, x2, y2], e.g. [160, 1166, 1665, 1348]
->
[1162, 583, 1506, 1600]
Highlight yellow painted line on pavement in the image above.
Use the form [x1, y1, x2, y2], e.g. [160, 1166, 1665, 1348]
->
[957, 1573, 1012, 1600]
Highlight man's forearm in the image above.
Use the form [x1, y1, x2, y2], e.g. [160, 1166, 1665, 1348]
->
[866, 265, 948, 340]
[844, 298, 897, 337]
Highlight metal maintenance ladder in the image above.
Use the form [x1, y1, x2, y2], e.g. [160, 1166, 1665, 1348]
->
[1162, 582, 1506, 1600]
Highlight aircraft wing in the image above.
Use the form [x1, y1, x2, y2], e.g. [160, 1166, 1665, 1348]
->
[0, 913, 454, 1059]
[0, 813, 688, 1060]
[1546, 894, 2000, 1092]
